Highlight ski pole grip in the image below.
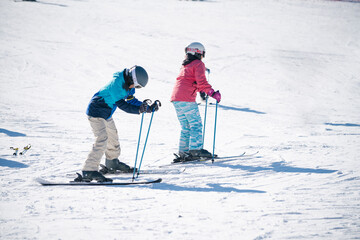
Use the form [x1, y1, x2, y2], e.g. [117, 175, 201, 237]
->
[154, 100, 162, 107]
[150, 100, 162, 112]
[143, 99, 152, 105]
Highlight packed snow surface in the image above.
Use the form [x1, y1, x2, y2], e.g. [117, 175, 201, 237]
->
[1, 0, 359, 239]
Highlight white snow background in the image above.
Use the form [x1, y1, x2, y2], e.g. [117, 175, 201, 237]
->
[1, 0, 360, 239]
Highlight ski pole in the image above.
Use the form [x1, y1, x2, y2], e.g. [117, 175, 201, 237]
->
[212, 101, 219, 163]
[202, 68, 210, 148]
[136, 112, 153, 178]
[132, 112, 144, 181]
[132, 99, 151, 181]
[202, 95, 208, 148]
[136, 100, 161, 178]
[20, 144, 31, 155]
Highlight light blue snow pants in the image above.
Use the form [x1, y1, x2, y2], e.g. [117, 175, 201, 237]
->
[173, 101, 203, 153]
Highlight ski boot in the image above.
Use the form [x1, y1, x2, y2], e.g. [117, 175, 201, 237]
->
[189, 149, 217, 160]
[105, 159, 134, 173]
[173, 152, 192, 163]
[78, 171, 113, 183]
[99, 164, 114, 175]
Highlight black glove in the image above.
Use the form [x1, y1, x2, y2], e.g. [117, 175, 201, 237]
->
[139, 102, 151, 113]
[199, 91, 207, 101]
[150, 100, 161, 112]
[150, 103, 159, 112]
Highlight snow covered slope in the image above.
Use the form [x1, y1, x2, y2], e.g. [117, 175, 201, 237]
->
[1, 0, 359, 239]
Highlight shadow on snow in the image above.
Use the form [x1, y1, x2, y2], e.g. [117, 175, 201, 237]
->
[21, 0, 67, 7]
[0, 128, 26, 137]
[216, 161, 337, 174]
[325, 122, 360, 127]
[218, 104, 266, 114]
[202, 103, 266, 114]
[150, 183, 266, 193]
[0, 158, 28, 168]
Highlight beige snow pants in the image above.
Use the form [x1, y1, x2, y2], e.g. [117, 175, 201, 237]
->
[83, 117, 121, 171]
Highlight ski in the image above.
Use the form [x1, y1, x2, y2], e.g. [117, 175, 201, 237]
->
[65, 166, 185, 178]
[36, 177, 162, 186]
[99, 164, 185, 175]
[216, 151, 259, 160]
[159, 151, 259, 168]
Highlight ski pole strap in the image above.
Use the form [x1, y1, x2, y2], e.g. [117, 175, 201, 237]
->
[154, 100, 162, 107]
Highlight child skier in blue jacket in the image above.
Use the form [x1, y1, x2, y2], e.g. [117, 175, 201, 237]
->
[82, 66, 159, 182]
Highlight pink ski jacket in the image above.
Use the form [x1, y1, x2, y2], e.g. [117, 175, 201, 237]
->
[170, 60, 212, 102]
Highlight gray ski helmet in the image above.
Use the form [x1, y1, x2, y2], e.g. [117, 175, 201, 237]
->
[185, 42, 206, 58]
[129, 65, 148, 88]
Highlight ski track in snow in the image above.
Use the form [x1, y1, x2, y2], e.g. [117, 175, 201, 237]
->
[1, 0, 360, 239]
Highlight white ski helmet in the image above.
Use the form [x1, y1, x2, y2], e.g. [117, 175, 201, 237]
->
[129, 65, 148, 88]
[185, 42, 206, 58]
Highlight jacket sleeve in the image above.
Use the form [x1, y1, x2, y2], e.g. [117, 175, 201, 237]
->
[125, 95, 142, 106]
[115, 99, 140, 114]
[194, 61, 212, 94]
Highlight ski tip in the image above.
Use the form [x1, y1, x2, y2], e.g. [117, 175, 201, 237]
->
[153, 178, 162, 183]
[35, 178, 52, 185]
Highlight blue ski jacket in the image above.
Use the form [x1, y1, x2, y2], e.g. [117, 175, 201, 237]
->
[86, 71, 142, 119]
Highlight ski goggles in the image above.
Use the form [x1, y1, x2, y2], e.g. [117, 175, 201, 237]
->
[129, 66, 142, 88]
[185, 48, 205, 58]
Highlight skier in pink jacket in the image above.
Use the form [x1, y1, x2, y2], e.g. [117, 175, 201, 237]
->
[171, 42, 221, 162]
